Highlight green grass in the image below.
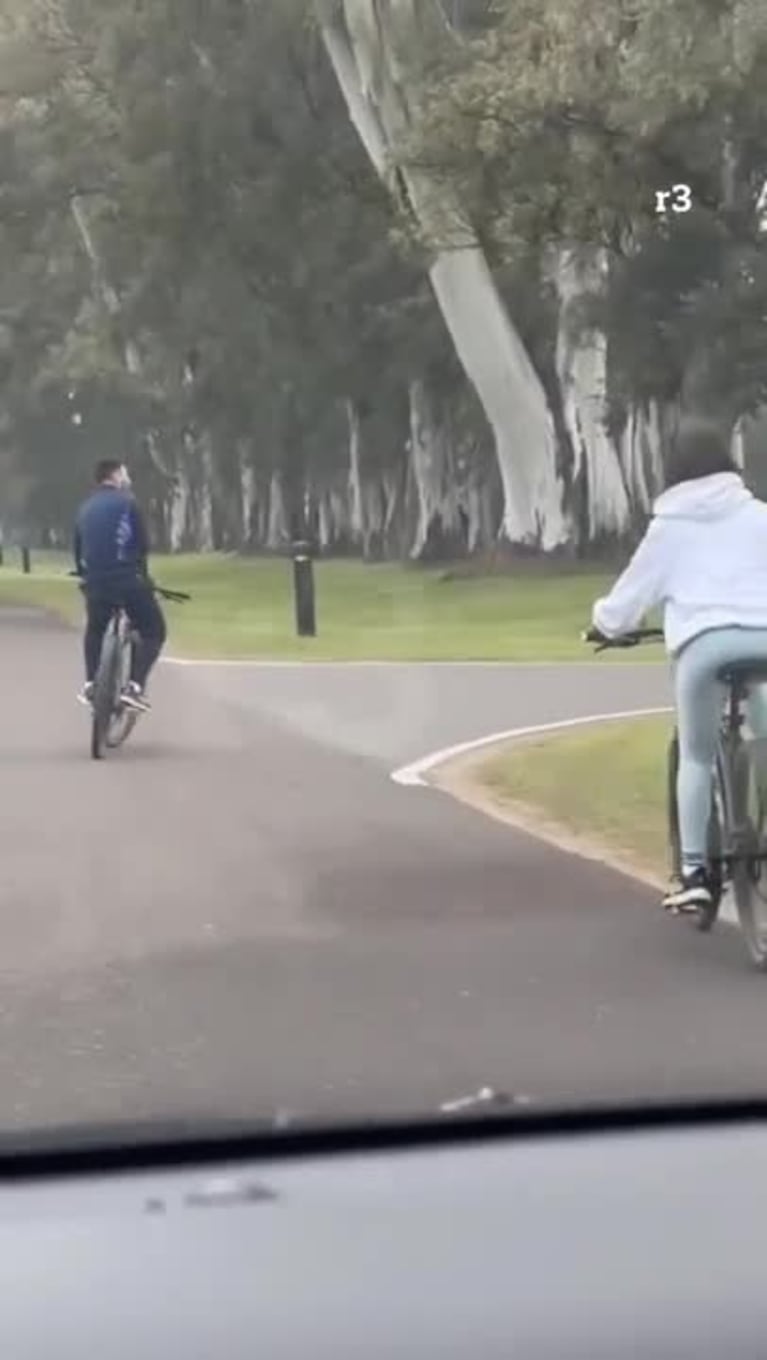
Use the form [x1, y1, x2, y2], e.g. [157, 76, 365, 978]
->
[478, 716, 672, 874]
[0, 550, 662, 662]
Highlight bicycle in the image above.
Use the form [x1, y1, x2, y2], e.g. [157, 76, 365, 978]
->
[584, 625, 767, 970]
[72, 576, 190, 761]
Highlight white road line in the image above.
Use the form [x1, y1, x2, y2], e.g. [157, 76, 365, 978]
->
[390, 707, 673, 787]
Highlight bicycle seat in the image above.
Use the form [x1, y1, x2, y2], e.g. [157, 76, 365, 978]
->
[717, 659, 767, 685]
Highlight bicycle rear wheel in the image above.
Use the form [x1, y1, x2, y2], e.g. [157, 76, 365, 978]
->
[91, 622, 121, 761]
[730, 736, 767, 969]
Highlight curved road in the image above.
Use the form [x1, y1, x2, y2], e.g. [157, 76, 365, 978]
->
[1, 607, 766, 1135]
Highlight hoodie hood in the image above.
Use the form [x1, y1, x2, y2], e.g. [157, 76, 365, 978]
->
[653, 471, 752, 522]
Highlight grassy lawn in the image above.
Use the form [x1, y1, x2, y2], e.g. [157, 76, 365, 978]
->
[0, 549, 662, 662]
[477, 716, 673, 876]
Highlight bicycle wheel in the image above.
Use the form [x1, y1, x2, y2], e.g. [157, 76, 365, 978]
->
[91, 620, 121, 761]
[730, 736, 767, 969]
[666, 730, 723, 931]
[105, 626, 138, 750]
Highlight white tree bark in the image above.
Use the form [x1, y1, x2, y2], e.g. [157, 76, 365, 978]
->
[617, 405, 658, 512]
[266, 472, 289, 549]
[317, 484, 353, 550]
[198, 433, 215, 551]
[408, 377, 462, 557]
[346, 397, 389, 556]
[465, 480, 498, 551]
[553, 248, 631, 539]
[381, 463, 409, 555]
[317, 0, 571, 550]
[239, 445, 255, 544]
[346, 398, 365, 544]
[731, 417, 745, 470]
[168, 475, 191, 551]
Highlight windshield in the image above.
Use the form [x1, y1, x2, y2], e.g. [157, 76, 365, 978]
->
[0, 0, 766, 1144]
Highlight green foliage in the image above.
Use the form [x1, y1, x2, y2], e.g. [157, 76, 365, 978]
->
[3, 0, 767, 542]
[406, 0, 767, 419]
[0, 0, 451, 532]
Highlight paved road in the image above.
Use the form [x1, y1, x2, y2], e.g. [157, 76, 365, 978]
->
[1, 608, 767, 1137]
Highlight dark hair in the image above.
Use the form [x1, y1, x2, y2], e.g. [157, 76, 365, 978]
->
[665, 416, 740, 489]
[94, 458, 123, 484]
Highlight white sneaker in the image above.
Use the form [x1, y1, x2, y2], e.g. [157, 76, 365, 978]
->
[662, 867, 713, 914]
[121, 681, 150, 712]
[77, 682, 95, 708]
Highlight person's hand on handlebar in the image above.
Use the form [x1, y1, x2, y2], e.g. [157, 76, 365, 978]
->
[582, 624, 664, 651]
[582, 626, 638, 651]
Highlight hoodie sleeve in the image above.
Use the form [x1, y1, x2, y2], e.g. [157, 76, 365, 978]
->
[592, 518, 671, 637]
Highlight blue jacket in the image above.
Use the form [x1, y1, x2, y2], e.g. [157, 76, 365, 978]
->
[73, 486, 149, 586]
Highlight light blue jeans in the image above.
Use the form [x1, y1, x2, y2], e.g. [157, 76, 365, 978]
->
[674, 626, 767, 870]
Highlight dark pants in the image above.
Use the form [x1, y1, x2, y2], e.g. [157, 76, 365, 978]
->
[84, 581, 167, 688]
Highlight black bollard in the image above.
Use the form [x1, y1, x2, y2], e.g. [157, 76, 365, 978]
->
[292, 539, 316, 637]
[21, 546, 30, 574]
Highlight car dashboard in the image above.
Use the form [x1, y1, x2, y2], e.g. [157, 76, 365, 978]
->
[0, 1105, 765, 1358]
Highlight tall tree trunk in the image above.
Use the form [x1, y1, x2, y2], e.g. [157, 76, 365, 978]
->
[617, 402, 666, 515]
[168, 473, 191, 551]
[346, 397, 388, 558]
[553, 248, 631, 543]
[266, 472, 289, 549]
[198, 433, 215, 551]
[347, 397, 365, 548]
[317, 0, 572, 551]
[408, 377, 466, 559]
[239, 444, 256, 548]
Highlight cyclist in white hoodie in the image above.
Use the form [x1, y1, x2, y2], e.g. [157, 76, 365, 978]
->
[591, 416, 767, 913]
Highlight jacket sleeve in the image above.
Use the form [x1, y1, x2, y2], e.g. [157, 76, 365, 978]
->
[592, 519, 670, 637]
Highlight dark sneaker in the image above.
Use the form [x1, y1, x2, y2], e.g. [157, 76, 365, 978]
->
[662, 867, 713, 914]
[121, 681, 150, 713]
[77, 682, 95, 708]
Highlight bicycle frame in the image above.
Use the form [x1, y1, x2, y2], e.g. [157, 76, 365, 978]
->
[714, 680, 767, 865]
[71, 573, 190, 761]
[587, 625, 767, 962]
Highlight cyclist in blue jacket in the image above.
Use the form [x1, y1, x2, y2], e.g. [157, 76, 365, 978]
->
[73, 459, 166, 711]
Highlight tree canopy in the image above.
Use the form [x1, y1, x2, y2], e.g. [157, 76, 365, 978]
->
[0, 0, 765, 554]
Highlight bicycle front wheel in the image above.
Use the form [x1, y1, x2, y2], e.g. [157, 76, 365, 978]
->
[105, 630, 139, 749]
[91, 625, 121, 761]
[730, 737, 767, 969]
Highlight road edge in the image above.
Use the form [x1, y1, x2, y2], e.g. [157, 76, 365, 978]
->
[392, 710, 674, 896]
[430, 741, 668, 893]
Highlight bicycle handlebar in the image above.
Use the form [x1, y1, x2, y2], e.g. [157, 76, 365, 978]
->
[68, 572, 190, 603]
[152, 585, 191, 603]
[582, 626, 664, 653]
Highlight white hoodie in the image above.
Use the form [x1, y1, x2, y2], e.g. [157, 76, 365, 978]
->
[592, 472, 767, 656]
